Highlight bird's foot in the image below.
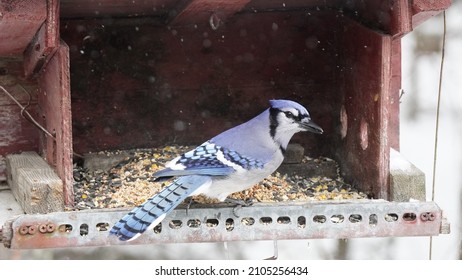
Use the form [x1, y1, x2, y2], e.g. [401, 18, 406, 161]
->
[224, 198, 254, 217]
[224, 197, 254, 207]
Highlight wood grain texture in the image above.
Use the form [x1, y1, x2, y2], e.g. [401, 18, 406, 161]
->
[23, 0, 60, 78]
[171, 0, 251, 26]
[6, 151, 63, 214]
[0, 0, 46, 56]
[37, 41, 73, 206]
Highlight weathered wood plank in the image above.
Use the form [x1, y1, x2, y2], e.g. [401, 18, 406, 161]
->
[37, 41, 73, 206]
[283, 143, 305, 164]
[83, 151, 131, 172]
[23, 0, 60, 78]
[0, 62, 41, 181]
[61, 12, 337, 156]
[389, 148, 425, 202]
[6, 151, 63, 214]
[277, 160, 338, 179]
[60, 0, 175, 18]
[171, 0, 251, 26]
[412, 0, 451, 28]
[0, 0, 46, 56]
[335, 18, 397, 199]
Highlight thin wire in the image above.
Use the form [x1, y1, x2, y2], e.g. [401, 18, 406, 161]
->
[429, 10, 447, 260]
[0, 85, 84, 159]
[0, 85, 56, 139]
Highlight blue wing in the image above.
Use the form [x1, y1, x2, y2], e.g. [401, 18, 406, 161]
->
[110, 175, 212, 241]
[153, 141, 264, 180]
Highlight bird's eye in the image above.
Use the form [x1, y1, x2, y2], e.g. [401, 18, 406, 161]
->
[284, 111, 294, 118]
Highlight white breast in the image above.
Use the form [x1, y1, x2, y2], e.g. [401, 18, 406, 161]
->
[192, 149, 284, 201]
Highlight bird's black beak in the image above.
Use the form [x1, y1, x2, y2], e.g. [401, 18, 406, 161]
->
[301, 119, 323, 134]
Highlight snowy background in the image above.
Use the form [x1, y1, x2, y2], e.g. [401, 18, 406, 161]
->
[1, 1, 461, 260]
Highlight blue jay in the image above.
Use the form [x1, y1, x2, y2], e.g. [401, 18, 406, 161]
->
[109, 99, 323, 241]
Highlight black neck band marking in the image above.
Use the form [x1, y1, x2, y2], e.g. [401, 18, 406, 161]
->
[279, 145, 286, 155]
[270, 108, 287, 156]
[269, 107, 279, 139]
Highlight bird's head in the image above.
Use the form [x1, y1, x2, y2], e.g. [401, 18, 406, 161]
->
[268, 99, 323, 144]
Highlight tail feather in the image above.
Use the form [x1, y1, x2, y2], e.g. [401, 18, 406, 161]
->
[109, 175, 211, 241]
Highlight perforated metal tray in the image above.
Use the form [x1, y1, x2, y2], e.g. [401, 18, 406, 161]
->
[1, 198, 449, 249]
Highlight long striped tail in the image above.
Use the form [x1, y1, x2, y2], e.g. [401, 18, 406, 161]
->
[109, 175, 211, 241]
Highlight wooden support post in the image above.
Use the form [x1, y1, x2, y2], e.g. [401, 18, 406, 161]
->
[390, 149, 426, 202]
[6, 151, 63, 214]
[336, 20, 398, 200]
[23, 0, 59, 78]
[37, 41, 73, 206]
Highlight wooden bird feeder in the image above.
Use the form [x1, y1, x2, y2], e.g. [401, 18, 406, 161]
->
[0, 0, 451, 249]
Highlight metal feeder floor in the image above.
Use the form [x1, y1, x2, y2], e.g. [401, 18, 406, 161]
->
[1, 188, 449, 249]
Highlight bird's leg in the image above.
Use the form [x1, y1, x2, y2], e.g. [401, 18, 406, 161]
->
[184, 197, 195, 216]
[224, 198, 254, 217]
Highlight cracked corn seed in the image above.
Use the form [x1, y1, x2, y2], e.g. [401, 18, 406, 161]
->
[70, 146, 368, 211]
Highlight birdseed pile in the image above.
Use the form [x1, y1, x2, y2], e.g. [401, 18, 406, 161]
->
[70, 146, 368, 211]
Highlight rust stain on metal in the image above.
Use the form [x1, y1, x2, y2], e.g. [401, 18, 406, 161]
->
[38, 224, 47, 233]
[18, 225, 28, 235]
[46, 223, 55, 233]
[27, 225, 36, 235]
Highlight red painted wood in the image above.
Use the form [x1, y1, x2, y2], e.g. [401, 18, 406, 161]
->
[411, 0, 451, 28]
[0, 60, 40, 179]
[0, 0, 450, 202]
[60, 0, 176, 18]
[0, 0, 46, 56]
[59, 8, 418, 199]
[389, 39, 401, 151]
[23, 0, 60, 78]
[335, 18, 397, 199]
[37, 41, 73, 206]
[337, 0, 410, 37]
[0, 104, 39, 154]
[245, 0, 339, 11]
[61, 11, 338, 157]
[171, 0, 251, 26]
